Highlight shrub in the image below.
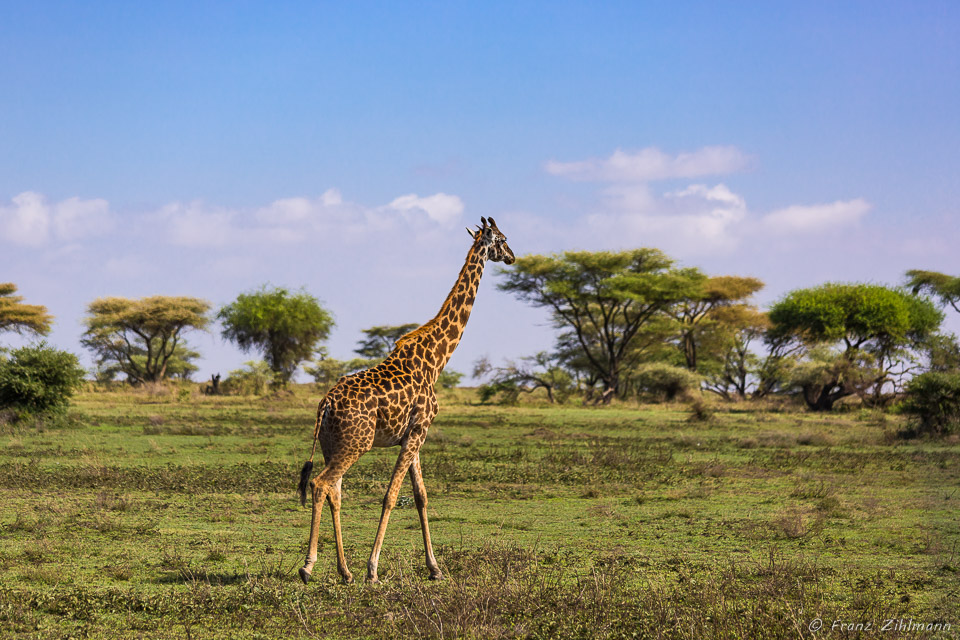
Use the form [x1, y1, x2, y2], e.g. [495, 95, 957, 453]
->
[435, 369, 463, 390]
[221, 361, 276, 396]
[630, 363, 702, 401]
[0, 343, 87, 415]
[901, 371, 960, 437]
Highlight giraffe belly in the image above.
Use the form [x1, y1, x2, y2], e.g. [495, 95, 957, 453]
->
[371, 430, 403, 447]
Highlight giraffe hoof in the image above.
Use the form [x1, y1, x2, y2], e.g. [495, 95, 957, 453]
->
[429, 572, 445, 581]
[298, 568, 311, 585]
[341, 573, 354, 585]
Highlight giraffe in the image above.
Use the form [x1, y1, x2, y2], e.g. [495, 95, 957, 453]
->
[296, 216, 515, 585]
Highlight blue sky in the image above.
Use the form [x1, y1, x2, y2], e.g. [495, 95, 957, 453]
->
[2, 2, 958, 380]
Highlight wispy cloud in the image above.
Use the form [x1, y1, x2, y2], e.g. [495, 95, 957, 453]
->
[0, 191, 112, 246]
[155, 189, 466, 247]
[546, 146, 749, 182]
[545, 147, 872, 256]
[761, 198, 871, 233]
[385, 192, 465, 225]
[585, 182, 749, 253]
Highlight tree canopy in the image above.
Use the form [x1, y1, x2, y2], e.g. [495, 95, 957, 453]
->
[666, 273, 764, 372]
[218, 286, 334, 385]
[497, 249, 698, 401]
[768, 283, 942, 409]
[0, 283, 52, 337]
[81, 296, 211, 384]
[906, 269, 960, 314]
[355, 323, 419, 359]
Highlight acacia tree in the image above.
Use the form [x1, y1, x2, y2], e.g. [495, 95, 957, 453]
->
[355, 324, 419, 359]
[474, 352, 574, 404]
[0, 283, 52, 338]
[218, 286, 334, 385]
[666, 273, 764, 372]
[702, 307, 773, 400]
[767, 283, 942, 410]
[907, 270, 960, 314]
[82, 296, 210, 384]
[497, 249, 697, 403]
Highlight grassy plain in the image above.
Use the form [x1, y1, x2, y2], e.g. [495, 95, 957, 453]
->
[0, 386, 958, 639]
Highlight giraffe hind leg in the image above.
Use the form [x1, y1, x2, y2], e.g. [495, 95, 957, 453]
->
[300, 453, 361, 585]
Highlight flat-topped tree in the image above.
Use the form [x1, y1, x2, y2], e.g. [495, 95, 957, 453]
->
[355, 324, 420, 359]
[906, 270, 960, 314]
[81, 296, 210, 384]
[0, 283, 52, 338]
[666, 273, 765, 372]
[497, 248, 698, 403]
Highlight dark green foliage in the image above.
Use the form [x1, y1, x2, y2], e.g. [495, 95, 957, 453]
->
[0, 343, 86, 414]
[630, 362, 702, 401]
[925, 332, 960, 373]
[218, 286, 334, 385]
[355, 323, 419, 359]
[901, 372, 960, 436]
[303, 349, 376, 390]
[435, 368, 463, 390]
[906, 269, 960, 314]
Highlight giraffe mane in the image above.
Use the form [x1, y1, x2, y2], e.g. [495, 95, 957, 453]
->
[393, 324, 432, 350]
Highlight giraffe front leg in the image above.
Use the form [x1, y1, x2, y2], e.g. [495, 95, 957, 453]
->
[366, 447, 417, 583]
[409, 454, 443, 580]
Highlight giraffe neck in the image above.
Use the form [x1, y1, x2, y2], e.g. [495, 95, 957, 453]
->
[414, 242, 486, 383]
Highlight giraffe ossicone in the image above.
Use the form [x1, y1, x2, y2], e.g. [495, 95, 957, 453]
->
[296, 216, 514, 585]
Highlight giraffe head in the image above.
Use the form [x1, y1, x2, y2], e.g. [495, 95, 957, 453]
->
[467, 217, 515, 264]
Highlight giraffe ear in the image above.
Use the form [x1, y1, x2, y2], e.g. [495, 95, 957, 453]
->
[466, 227, 477, 239]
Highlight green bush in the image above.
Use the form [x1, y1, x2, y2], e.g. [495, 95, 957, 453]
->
[630, 363, 702, 401]
[901, 372, 960, 437]
[221, 360, 276, 396]
[0, 343, 87, 415]
[435, 369, 463, 390]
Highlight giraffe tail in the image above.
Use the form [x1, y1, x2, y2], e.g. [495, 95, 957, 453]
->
[298, 396, 328, 507]
[297, 460, 313, 507]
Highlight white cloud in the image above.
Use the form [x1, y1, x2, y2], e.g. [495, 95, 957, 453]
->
[156, 189, 466, 247]
[1, 191, 49, 246]
[54, 196, 113, 239]
[158, 201, 238, 247]
[321, 188, 342, 206]
[256, 197, 315, 224]
[546, 146, 748, 183]
[386, 192, 465, 225]
[585, 182, 749, 253]
[762, 198, 871, 233]
[1, 191, 113, 246]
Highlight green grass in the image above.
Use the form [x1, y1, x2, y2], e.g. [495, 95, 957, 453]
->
[0, 386, 958, 638]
